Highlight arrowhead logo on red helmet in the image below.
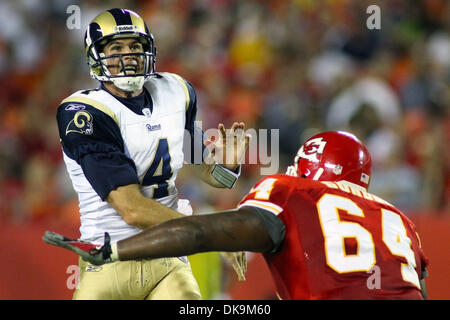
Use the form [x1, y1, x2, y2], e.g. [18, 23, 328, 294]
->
[297, 137, 327, 162]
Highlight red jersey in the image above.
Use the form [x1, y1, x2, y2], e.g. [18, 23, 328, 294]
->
[239, 174, 428, 300]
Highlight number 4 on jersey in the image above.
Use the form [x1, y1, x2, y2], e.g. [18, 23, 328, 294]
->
[141, 138, 173, 199]
[251, 178, 277, 200]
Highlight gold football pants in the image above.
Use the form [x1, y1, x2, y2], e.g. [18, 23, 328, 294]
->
[73, 256, 202, 300]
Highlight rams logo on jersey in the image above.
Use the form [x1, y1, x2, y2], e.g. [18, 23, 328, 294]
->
[66, 110, 94, 136]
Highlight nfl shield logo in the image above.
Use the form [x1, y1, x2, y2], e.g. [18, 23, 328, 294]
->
[361, 173, 370, 184]
[142, 108, 151, 117]
[333, 165, 343, 175]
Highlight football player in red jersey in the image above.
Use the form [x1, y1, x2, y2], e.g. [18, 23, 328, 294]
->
[44, 131, 429, 300]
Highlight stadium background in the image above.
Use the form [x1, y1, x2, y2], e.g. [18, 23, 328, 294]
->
[0, 0, 448, 300]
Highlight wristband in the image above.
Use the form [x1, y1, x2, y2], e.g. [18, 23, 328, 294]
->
[211, 163, 241, 189]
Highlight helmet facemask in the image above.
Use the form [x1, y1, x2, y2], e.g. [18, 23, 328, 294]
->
[285, 152, 301, 177]
[87, 34, 156, 92]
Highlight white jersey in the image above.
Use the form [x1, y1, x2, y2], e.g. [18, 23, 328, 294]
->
[57, 73, 196, 244]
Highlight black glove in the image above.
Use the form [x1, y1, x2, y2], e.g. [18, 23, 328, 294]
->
[42, 231, 114, 266]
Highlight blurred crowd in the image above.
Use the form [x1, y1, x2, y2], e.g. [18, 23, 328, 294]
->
[0, 0, 449, 227]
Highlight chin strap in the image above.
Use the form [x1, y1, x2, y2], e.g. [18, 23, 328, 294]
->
[110, 75, 145, 92]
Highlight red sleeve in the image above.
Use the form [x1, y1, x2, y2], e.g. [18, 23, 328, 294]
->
[238, 175, 292, 216]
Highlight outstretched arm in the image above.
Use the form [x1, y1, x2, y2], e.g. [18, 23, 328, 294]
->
[116, 207, 275, 261]
[42, 207, 285, 266]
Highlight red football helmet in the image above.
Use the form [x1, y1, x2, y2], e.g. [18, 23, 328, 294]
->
[286, 131, 372, 189]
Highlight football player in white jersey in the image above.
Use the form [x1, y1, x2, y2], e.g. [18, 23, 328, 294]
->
[55, 8, 249, 300]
